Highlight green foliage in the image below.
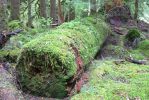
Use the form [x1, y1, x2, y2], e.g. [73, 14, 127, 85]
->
[0, 49, 21, 62]
[37, 17, 52, 29]
[72, 60, 149, 100]
[125, 29, 141, 41]
[128, 50, 145, 60]
[103, 44, 129, 59]
[138, 40, 149, 58]
[8, 20, 22, 30]
[16, 16, 109, 98]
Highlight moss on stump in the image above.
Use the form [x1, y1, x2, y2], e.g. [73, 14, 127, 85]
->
[16, 17, 110, 98]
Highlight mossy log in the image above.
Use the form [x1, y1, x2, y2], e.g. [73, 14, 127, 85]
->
[16, 17, 110, 98]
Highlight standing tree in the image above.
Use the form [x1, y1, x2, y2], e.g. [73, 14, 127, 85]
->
[90, 0, 97, 15]
[39, 0, 47, 18]
[26, 0, 34, 28]
[50, 0, 57, 24]
[0, 0, 7, 32]
[134, 0, 138, 20]
[10, 0, 20, 20]
[58, 0, 64, 24]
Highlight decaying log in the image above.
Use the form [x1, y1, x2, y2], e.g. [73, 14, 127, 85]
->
[125, 57, 147, 65]
[16, 17, 110, 98]
[0, 29, 23, 49]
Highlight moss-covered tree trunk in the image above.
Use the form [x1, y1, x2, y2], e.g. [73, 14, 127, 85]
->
[16, 17, 110, 98]
[134, 0, 138, 20]
[0, 0, 7, 32]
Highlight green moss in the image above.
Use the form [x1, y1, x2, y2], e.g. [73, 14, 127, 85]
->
[8, 20, 22, 29]
[16, 17, 110, 98]
[138, 40, 149, 58]
[125, 29, 141, 42]
[128, 50, 145, 60]
[103, 44, 129, 59]
[72, 60, 149, 100]
[0, 49, 21, 62]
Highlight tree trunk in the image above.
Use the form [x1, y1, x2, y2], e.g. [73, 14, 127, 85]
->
[134, 0, 138, 20]
[50, 0, 57, 24]
[39, 0, 47, 18]
[90, 0, 97, 15]
[58, 0, 64, 24]
[88, 0, 91, 16]
[16, 17, 110, 98]
[0, 0, 7, 32]
[10, 0, 20, 20]
[26, 0, 34, 28]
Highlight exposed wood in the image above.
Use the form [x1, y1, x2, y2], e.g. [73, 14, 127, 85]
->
[0, 29, 23, 49]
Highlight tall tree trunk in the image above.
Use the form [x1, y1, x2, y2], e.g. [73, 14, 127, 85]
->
[90, 0, 96, 15]
[26, 0, 34, 28]
[0, 0, 7, 32]
[10, 0, 20, 20]
[39, 0, 47, 18]
[58, 0, 64, 24]
[88, 0, 91, 16]
[134, 0, 138, 20]
[50, 0, 57, 24]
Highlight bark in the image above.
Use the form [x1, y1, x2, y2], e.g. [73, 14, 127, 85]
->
[26, 0, 34, 28]
[39, 0, 47, 18]
[50, 0, 57, 24]
[0, 29, 23, 49]
[10, 0, 20, 20]
[90, 0, 97, 15]
[58, 0, 64, 24]
[0, 0, 7, 32]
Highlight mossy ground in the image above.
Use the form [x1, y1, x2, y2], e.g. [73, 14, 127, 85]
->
[72, 60, 149, 100]
[137, 40, 149, 58]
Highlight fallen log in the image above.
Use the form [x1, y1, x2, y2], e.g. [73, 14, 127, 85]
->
[125, 57, 147, 65]
[0, 29, 23, 49]
[16, 17, 110, 98]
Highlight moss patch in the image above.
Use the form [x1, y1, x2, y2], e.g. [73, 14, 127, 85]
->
[72, 60, 149, 100]
[16, 17, 110, 98]
[125, 28, 141, 42]
[0, 49, 21, 62]
[137, 40, 149, 58]
[101, 44, 129, 59]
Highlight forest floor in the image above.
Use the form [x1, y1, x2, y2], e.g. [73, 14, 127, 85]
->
[72, 19, 149, 100]
[0, 18, 149, 100]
